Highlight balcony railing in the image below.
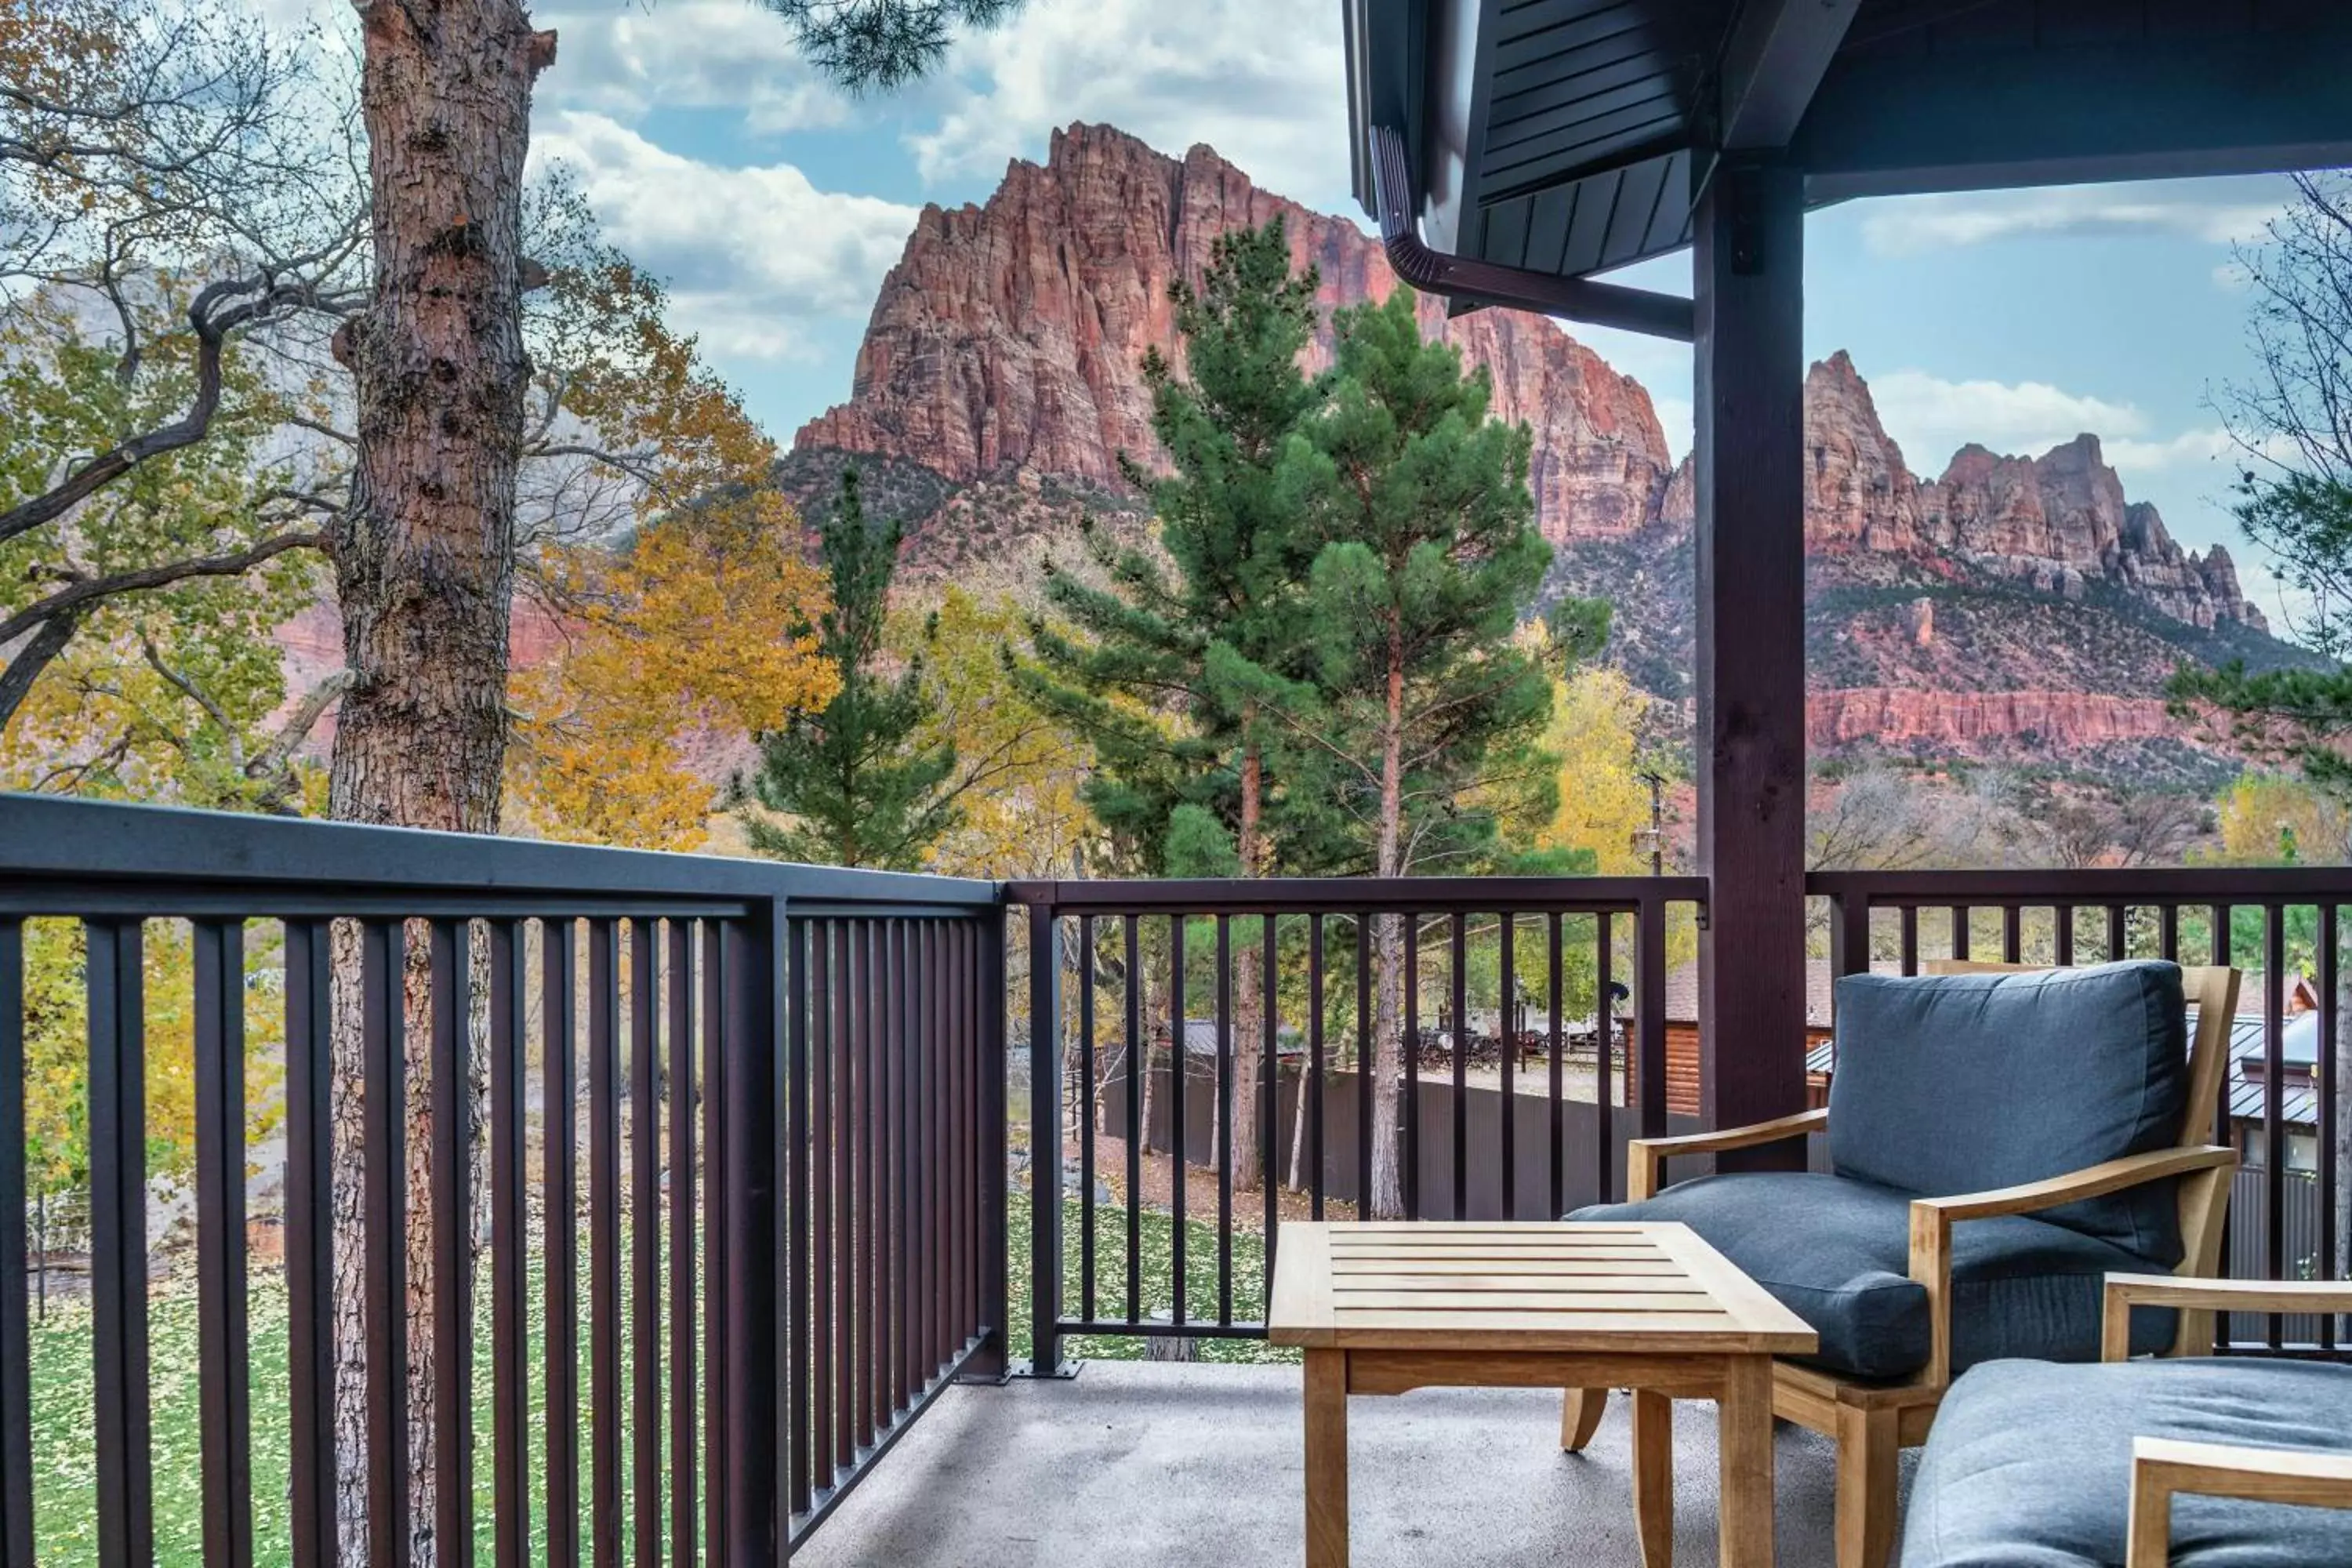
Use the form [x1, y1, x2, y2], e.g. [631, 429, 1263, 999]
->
[0, 793, 2346, 1566]
[1005, 876, 1708, 1370]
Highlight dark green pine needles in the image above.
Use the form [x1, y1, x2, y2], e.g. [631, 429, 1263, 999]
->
[739, 468, 960, 869]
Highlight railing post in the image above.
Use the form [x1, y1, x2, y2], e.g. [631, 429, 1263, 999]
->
[1829, 887, 1870, 979]
[1025, 902, 1074, 1377]
[1635, 895, 1670, 1142]
[720, 902, 781, 1566]
[964, 909, 1012, 1383]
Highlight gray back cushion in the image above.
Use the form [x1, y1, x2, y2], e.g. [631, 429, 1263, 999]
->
[1828, 961, 2187, 1261]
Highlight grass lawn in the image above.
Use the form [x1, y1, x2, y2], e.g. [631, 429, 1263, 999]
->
[24, 1193, 1283, 1562]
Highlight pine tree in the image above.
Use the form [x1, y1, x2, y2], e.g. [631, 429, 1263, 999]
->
[1022, 218, 1334, 877]
[1275, 289, 1570, 1217]
[742, 469, 959, 869]
[1019, 219, 1338, 1187]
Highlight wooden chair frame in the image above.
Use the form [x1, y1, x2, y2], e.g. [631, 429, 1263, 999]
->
[2110, 1276, 2352, 1566]
[1559, 963, 2243, 1568]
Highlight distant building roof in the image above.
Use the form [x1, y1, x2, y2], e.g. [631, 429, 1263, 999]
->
[1661, 959, 1839, 1031]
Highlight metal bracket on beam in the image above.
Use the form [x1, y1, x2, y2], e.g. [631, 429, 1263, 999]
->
[1365, 125, 1697, 343]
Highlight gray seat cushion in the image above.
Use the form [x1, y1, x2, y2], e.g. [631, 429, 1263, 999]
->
[1901, 1356, 2352, 1567]
[1571, 1173, 2172, 1381]
[1830, 961, 2189, 1262]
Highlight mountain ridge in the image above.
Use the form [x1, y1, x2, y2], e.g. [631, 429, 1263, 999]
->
[785, 121, 2314, 782]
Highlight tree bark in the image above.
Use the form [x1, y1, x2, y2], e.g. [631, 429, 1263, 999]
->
[1366, 621, 1408, 1218]
[326, 3, 550, 1561]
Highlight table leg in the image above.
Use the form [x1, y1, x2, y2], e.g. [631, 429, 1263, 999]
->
[1305, 1348, 1349, 1568]
[1561, 1386, 1608, 1451]
[1632, 1388, 1672, 1568]
[1718, 1355, 1775, 1568]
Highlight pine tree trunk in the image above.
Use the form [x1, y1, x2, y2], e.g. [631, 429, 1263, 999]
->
[327, 4, 550, 1560]
[1366, 624, 1409, 1219]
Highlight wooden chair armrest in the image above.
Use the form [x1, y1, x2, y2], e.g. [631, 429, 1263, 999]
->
[2103, 1273, 2352, 1360]
[2127, 1438, 2352, 1567]
[1911, 1145, 2237, 1226]
[1907, 1147, 2237, 1387]
[1626, 1107, 1828, 1200]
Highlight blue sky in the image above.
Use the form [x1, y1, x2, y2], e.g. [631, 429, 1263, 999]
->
[509, 0, 2303, 615]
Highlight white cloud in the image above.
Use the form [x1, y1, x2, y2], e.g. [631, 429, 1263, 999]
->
[534, 2, 849, 135]
[1860, 180, 2286, 257]
[1865, 368, 2149, 470]
[904, 0, 1352, 211]
[529, 112, 918, 361]
[2107, 426, 2238, 476]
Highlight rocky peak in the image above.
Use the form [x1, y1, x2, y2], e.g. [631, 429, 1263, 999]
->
[794, 120, 1676, 543]
[1797, 360, 2265, 631]
[1803, 350, 1925, 554]
[795, 122, 2263, 639]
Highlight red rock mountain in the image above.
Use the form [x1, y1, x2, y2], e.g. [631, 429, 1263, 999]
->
[1792, 351, 2261, 632]
[797, 122, 1673, 543]
[790, 122, 2306, 779]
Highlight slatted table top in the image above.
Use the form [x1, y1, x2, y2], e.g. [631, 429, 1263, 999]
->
[1265, 1221, 1817, 1355]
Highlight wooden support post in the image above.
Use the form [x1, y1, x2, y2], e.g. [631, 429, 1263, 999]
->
[1693, 152, 1809, 1160]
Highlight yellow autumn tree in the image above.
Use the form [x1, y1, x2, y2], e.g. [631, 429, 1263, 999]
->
[506, 260, 838, 850]
[895, 585, 1099, 878]
[512, 499, 837, 850]
[2203, 771, 2352, 866]
[1534, 662, 1654, 873]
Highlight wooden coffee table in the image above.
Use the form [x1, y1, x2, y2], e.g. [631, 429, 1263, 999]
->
[1267, 1221, 1817, 1567]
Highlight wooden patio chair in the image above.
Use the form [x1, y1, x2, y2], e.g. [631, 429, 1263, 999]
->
[1561, 960, 2241, 1568]
[1900, 1273, 2352, 1566]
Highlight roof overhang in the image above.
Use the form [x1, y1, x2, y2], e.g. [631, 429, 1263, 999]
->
[1347, 0, 2352, 339]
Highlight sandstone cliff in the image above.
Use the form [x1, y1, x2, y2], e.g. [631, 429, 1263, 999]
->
[787, 122, 2314, 780]
[795, 122, 1675, 544]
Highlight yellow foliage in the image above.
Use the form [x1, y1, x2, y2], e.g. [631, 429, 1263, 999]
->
[898, 586, 1098, 878]
[510, 499, 838, 851]
[20, 917, 284, 1196]
[1534, 663, 1653, 874]
[2203, 772, 2352, 866]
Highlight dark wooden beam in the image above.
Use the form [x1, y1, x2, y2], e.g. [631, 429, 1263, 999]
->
[1798, 23, 2352, 199]
[1718, 0, 1864, 151]
[1693, 153, 1809, 1158]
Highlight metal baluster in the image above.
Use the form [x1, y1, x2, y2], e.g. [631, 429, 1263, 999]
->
[1215, 913, 1233, 1325]
[666, 919, 697, 1568]
[430, 920, 474, 1568]
[283, 920, 335, 1568]
[546, 919, 583, 1568]
[590, 920, 622, 1568]
[194, 920, 251, 1568]
[490, 920, 529, 1568]
[358, 919, 406, 1568]
[0, 921, 30, 1568]
[1078, 915, 1096, 1324]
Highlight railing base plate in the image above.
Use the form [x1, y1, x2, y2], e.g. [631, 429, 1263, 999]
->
[1011, 1359, 1082, 1381]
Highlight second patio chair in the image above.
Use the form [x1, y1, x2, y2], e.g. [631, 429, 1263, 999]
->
[1563, 959, 2241, 1568]
[1900, 1272, 2352, 1567]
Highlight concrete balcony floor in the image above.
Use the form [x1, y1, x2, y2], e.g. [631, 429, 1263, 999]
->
[795, 1362, 1918, 1567]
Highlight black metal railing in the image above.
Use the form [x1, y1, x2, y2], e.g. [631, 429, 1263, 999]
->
[9, 789, 2352, 1568]
[1006, 876, 1708, 1370]
[0, 794, 1004, 1568]
[1812, 866, 2352, 1353]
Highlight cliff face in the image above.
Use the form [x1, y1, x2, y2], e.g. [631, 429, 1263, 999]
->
[1799, 352, 2263, 631]
[795, 122, 1675, 543]
[789, 122, 2314, 779]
